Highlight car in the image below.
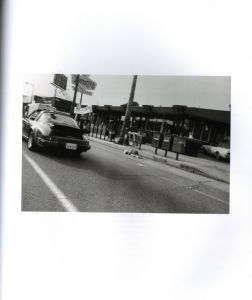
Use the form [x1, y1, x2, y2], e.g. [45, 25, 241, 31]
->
[202, 141, 230, 161]
[22, 109, 91, 154]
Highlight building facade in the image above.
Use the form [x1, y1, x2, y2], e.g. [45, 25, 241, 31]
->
[83, 105, 230, 145]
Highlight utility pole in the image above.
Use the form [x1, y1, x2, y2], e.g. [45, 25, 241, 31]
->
[117, 75, 138, 145]
[70, 74, 80, 115]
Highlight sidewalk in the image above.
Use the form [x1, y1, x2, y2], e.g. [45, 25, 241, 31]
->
[88, 135, 230, 184]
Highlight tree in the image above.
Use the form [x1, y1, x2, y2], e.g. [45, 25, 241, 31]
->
[117, 75, 138, 145]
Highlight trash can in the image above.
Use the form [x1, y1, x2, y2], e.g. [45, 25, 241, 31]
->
[152, 132, 163, 154]
[161, 133, 172, 156]
[151, 132, 161, 147]
[137, 130, 147, 144]
[171, 136, 186, 154]
[146, 130, 156, 143]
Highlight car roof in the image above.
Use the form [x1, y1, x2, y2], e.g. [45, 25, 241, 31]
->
[41, 110, 71, 116]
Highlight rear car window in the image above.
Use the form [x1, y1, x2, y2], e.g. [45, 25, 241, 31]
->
[39, 112, 79, 127]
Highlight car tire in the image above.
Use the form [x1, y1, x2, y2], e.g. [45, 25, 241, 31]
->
[27, 131, 37, 151]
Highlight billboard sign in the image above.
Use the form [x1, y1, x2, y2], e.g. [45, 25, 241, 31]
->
[53, 74, 68, 90]
[71, 74, 97, 91]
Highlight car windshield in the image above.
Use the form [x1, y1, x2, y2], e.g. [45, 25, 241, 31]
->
[39, 112, 79, 127]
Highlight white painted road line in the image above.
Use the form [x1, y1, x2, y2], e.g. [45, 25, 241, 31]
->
[23, 153, 79, 212]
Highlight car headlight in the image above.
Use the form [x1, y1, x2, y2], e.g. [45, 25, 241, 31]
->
[82, 134, 89, 142]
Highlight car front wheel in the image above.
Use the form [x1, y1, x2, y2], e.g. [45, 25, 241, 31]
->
[27, 131, 37, 151]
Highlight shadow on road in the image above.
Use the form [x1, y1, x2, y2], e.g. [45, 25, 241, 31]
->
[23, 141, 129, 180]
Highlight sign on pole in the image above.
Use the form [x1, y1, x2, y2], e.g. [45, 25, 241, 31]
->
[71, 74, 97, 91]
[74, 105, 93, 115]
[55, 88, 72, 100]
[71, 85, 93, 96]
[53, 74, 68, 90]
[82, 90, 93, 96]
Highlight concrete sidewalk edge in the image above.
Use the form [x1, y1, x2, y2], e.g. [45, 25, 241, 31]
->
[89, 137, 229, 184]
[152, 156, 229, 183]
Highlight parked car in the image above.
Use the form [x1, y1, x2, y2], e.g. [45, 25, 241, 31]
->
[202, 141, 230, 161]
[22, 109, 91, 154]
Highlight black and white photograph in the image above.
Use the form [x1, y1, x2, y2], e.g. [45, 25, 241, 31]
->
[2, 1, 252, 300]
[22, 74, 230, 213]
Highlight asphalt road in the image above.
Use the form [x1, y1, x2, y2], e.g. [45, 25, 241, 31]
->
[22, 140, 229, 213]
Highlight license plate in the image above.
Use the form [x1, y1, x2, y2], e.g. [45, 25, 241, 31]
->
[65, 143, 77, 150]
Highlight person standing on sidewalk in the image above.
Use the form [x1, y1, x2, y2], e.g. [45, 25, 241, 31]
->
[124, 128, 130, 145]
[109, 120, 116, 142]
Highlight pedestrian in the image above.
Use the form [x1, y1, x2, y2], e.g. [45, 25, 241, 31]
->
[109, 121, 116, 142]
[124, 128, 129, 145]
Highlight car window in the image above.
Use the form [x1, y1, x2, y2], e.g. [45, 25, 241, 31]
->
[51, 113, 79, 127]
[38, 112, 79, 127]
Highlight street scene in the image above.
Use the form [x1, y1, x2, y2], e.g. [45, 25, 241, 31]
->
[22, 75, 230, 213]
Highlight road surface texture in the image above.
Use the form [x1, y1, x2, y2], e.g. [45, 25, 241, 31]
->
[22, 140, 229, 213]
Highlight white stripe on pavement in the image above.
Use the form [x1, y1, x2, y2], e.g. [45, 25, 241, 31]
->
[23, 153, 78, 212]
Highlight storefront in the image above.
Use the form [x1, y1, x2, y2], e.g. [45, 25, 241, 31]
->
[85, 105, 230, 145]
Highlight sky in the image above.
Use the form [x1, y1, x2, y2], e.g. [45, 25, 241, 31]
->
[23, 74, 231, 111]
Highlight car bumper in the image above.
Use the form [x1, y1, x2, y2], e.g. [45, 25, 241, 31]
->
[36, 136, 91, 152]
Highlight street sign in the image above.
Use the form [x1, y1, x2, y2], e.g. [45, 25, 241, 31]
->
[53, 74, 68, 90]
[56, 88, 72, 100]
[71, 85, 93, 96]
[74, 105, 93, 115]
[71, 74, 97, 91]
[83, 90, 93, 96]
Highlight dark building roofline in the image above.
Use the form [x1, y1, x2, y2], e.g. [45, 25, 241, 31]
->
[92, 105, 230, 124]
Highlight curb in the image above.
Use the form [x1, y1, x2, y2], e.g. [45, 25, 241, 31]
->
[89, 136, 229, 184]
[152, 156, 229, 183]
